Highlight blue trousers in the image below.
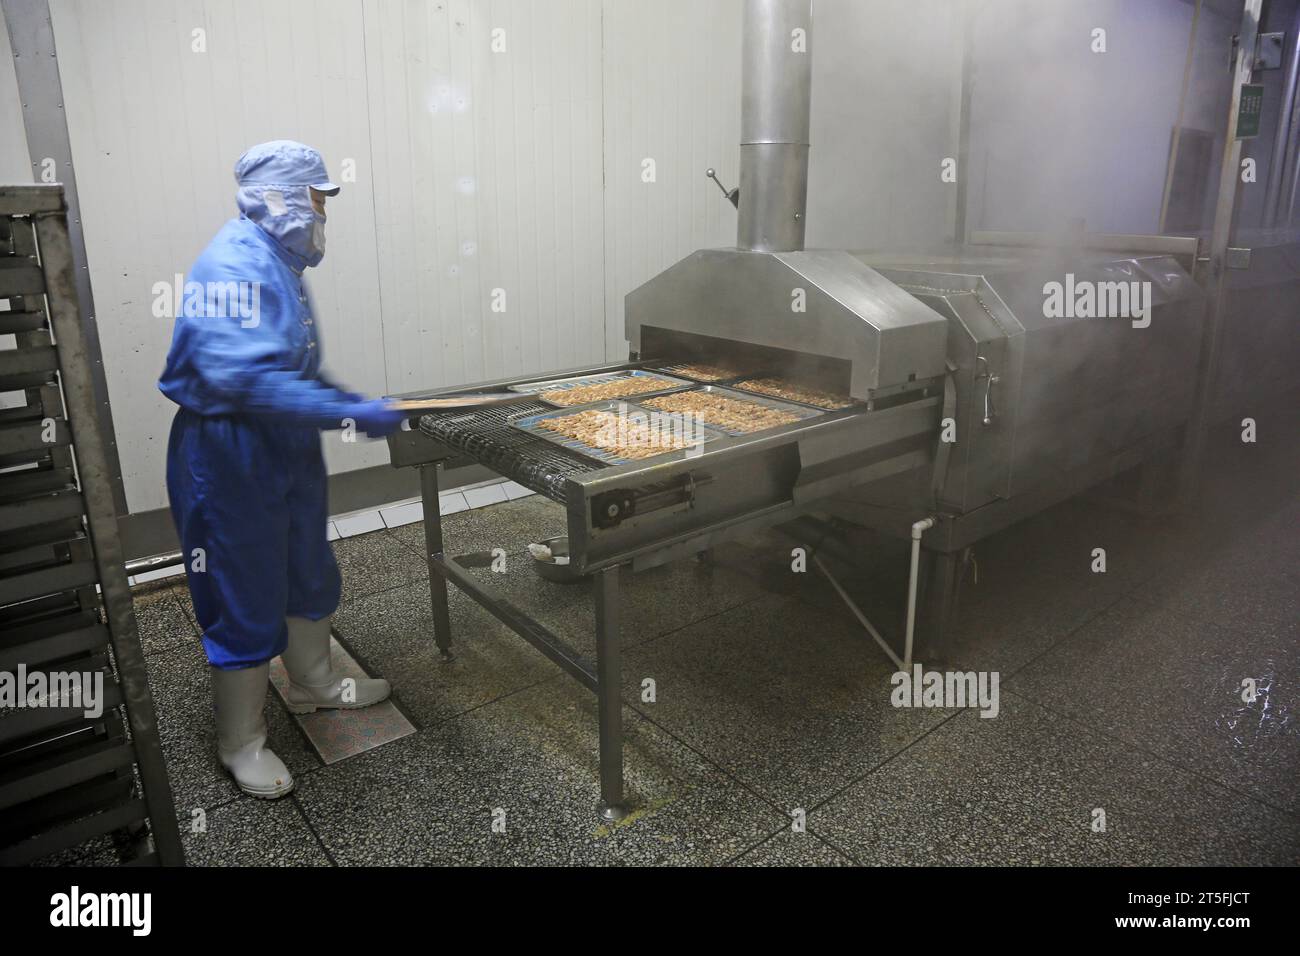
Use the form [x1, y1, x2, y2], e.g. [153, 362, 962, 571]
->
[166, 409, 341, 669]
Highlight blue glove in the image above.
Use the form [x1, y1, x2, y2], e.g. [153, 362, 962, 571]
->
[350, 400, 407, 438]
[317, 375, 366, 405]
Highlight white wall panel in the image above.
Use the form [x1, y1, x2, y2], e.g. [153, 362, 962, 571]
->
[0, 20, 29, 182]
[966, 0, 1235, 236]
[365, 0, 606, 395]
[19, 0, 1247, 519]
[601, 0, 742, 359]
[0, 18, 29, 415]
[50, 0, 389, 512]
[806, 0, 962, 250]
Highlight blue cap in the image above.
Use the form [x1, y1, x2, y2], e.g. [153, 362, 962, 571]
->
[234, 140, 340, 195]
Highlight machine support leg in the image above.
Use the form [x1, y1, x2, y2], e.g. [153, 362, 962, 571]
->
[920, 549, 961, 662]
[594, 565, 628, 822]
[419, 463, 454, 659]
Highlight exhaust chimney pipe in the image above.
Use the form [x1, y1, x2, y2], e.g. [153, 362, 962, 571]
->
[738, 0, 813, 252]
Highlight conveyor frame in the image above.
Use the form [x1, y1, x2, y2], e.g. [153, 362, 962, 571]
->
[388, 366, 940, 817]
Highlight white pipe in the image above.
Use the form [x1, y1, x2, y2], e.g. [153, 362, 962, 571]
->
[903, 517, 936, 670]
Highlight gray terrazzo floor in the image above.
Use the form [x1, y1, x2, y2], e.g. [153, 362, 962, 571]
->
[118, 412, 1298, 866]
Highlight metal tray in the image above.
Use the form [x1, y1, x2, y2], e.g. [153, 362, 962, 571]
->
[510, 399, 725, 465]
[636, 385, 824, 436]
[726, 379, 858, 411]
[506, 369, 693, 407]
[650, 362, 751, 384]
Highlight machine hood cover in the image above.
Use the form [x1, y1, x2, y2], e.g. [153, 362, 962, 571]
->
[625, 248, 948, 397]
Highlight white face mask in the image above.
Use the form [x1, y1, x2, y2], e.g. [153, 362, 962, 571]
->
[311, 216, 326, 255]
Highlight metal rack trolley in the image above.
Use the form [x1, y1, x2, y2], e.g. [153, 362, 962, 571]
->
[0, 184, 182, 865]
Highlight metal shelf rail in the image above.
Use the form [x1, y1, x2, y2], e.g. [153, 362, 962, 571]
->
[0, 184, 182, 865]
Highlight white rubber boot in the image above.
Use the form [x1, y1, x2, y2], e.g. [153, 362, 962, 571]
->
[280, 616, 391, 715]
[210, 664, 294, 799]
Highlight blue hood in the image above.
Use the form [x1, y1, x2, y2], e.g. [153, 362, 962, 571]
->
[233, 140, 337, 271]
[236, 183, 324, 272]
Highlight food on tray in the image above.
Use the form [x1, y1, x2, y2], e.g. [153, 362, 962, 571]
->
[732, 377, 855, 409]
[668, 363, 743, 382]
[534, 408, 694, 460]
[640, 391, 801, 434]
[539, 375, 676, 406]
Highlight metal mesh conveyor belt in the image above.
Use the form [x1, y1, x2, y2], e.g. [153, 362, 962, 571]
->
[418, 399, 608, 503]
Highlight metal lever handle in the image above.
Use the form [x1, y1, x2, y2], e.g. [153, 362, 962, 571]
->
[706, 168, 739, 209]
[977, 356, 999, 426]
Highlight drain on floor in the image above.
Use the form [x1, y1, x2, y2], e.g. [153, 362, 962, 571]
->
[269, 636, 415, 764]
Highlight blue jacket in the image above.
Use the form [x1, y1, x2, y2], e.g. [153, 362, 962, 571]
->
[158, 216, 365, 427]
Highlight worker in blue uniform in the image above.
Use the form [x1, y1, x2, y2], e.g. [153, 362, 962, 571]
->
[159, 141, 405, 798]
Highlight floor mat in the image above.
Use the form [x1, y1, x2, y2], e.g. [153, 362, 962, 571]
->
[269, 636, 415, 764]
